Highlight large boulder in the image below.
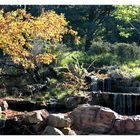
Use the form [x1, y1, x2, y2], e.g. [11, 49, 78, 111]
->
[2, 109, 49, 134]
[69, 104, 118, 134]
[20, 109, 49, 124]
[110, 115, 140, 134]
[42, 126, 64, 135]
[62, 95, 88, 110]
[110, 72, 123, 79]
[6, 109, 49, 124]
[47, 113, 71, 128]
[69, 104, 140, 135]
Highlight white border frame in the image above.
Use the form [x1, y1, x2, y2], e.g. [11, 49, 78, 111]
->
[0, 0, 140, 5]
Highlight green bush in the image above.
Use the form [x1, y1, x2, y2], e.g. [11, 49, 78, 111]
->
[89, 39, 112, 55]
[93, 53, 119, 67]
[88, 39, 140, 66]
[113, 43, 140, 63]
[59, 51, 86, 67]
[54, 39, 140, 70]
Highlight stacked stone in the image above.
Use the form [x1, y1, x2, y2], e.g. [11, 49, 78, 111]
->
[42, 113, 76, 135]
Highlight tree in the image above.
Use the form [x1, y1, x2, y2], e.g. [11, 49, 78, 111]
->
[113, 5, 140, 41]
[43, 5, 114, 51]
[0, 9, 80, 82]
[0, 5, 44, 17]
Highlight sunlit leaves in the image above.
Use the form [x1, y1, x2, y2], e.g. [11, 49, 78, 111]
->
[114, 5, 140, 22]
[35, 53, 55, 64]
[117, 25, 134, 38]
[0, 9, 80, 69]
[113, 5, 140, 38]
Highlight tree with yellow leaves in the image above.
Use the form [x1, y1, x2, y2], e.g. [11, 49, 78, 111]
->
[0, 9, 80, 70]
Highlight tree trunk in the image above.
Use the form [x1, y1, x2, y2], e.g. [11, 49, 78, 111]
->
[85, 6, 95, 51]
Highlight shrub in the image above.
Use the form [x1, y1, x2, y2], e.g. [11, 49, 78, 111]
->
[114, 42, 140, 63]
[59, 51, 85, 67]
[93, 53, 119, 67]
[88, 39, 140, 67]
[89, 39, 112, 55]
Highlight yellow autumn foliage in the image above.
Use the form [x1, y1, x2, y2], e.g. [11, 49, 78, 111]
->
[0, 9, 80, 69]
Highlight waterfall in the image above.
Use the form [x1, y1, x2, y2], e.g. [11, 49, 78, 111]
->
[97, 77, 112, 92]
[122, 95, 125, 115]
[113, 94, 133, 115]
[127, 95, 132, 116]
[107, 78, 112, 92]
[119, 94, 123, 114]
[113, 94, 117, 113]
[118, 94, 125, 115]
[135, 96, 137, 114]
[104, 77, 112, 92]
[102, 79, 105, 92]
[49, 98, 57, 113]
[90, 76, 98, 92]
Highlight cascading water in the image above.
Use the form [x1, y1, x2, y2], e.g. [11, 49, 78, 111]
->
[113, 94, 124, 115]
[127, 95, 132, 116]
[105, 77, 112, 92]
[113, 94, 117, 113]
[122, 95, 125, 115]
[88, 74, 140, 116]
[113, 94, 134, 116]
[89, 76, 98, 92]
[135, 96, 137, 114]
[91, 92, 140, 116]
[97, 77, 112, 92]
[48, 98, 57, 113]
[87, 75, 112, 92]
[102, 79, 105, 92]
[119, 94, 123, 114]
